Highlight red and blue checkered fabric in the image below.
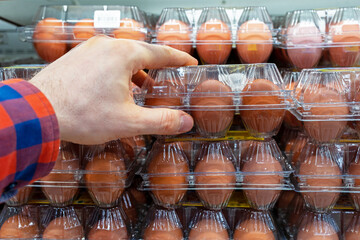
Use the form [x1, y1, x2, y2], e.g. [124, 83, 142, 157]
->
[0, 79, 59, 201]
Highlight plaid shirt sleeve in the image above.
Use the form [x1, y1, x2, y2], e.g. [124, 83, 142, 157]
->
[0, 78, 60, 202]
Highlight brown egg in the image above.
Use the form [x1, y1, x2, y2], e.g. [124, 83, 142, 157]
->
[242, 153, 283, 208]
[7, 187, 32, 206]
[291, 136, 308, 166]
[297, 218, 339, 240]
[329, 22, 360, 67]
[41, 149, 80, 205]
[286, 24, 323, 69]
[303, 86, 349, 142]
[276, 191, 296, 210]
[191, 79, 234, 136]
[147, 143, 189, 206]
[120, 190, 138, 224]
[88, 228, 128, 240]
[195, 152, 236, 208]
[241, 79, 284, 137]
[0, 214, 39, 239]
[287, 193, 305, 227]
[85, 152, 127, 206]
[120, 138, 136, 161]
[188, 218, 229, 240]
[196, 20, 232, 64]
[120, 136, 147, 161]
[145, 80, 183, 107]
[234, 219, 275, 240]
[42, 216, 84, 240]
[299, 155, 342, 209]
[236, 20, 273, 64]
[346, 231, 360, 240]
[157, 20, 192, 54]
[349, 161, 360, 209]
[71, 19, 95, 48]
[345, 214, 360, 240]
[143, 217, 183, 240]
[112, 18, 146, 41]
[33, 18, 67, 62]
[88, 207, 128, 240]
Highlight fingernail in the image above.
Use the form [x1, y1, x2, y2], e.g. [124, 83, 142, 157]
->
[179, 114, 194, 133]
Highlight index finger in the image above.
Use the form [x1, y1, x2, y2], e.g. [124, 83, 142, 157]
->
[129, 41, 198, 72]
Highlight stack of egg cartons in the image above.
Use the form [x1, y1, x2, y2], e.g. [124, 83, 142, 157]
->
[136, 63, 293, 239]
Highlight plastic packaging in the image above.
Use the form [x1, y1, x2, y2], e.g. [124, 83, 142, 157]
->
[21, 139, 140, 209]
[328, 7, 360, 67]
[233, 209, 278, 240]
[163, 6, 277, 64]
[236, 6, 274, 64]
[348, 144, 360, 211]
[188, 209, 230, 239]
[277, 7, 360, 68]
[296, 211, 340, 240]
[140, 138, 294, 210]
[241, 139, 292, 210]
[6, 186, 33, 206]
[0, 205, 40, 239]
[295, 141, 344, 212]
[40, 141, 81, 206]
[142, 141, 190, 209]
[83, 140, 133, 208]
[86, 206, 129, 240]
[142, 206, 184, 240]
[281, 10, 324, 69]
[193, 141, 237, 210]
[345, 211, 360, 239]
[140, 63, 289, 138]
[291, 68, 360, 143]
[195, 7, 233, 64]
[154, 8, 193, 54]
[0, 64, 45, 81]
[20, 5, 149, 62]
[41, 206, 84, 240]
[282, 70, 302, 129]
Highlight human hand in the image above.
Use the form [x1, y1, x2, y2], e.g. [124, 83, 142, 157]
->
[30, 35, 197, 144]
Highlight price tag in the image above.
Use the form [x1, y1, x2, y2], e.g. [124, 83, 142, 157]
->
[94, 10, 121, 28]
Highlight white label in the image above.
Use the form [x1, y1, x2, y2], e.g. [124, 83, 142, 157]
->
[94, 10, 121, 28]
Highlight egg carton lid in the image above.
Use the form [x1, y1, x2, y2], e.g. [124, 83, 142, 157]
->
[276, 7, 360, 48]
[138, 63, 291, 111]
[19, 5, 150, 43]
[290, 67, 360, 121]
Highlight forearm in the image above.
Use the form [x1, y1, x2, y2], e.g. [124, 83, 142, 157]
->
[0, 78, 60, 202]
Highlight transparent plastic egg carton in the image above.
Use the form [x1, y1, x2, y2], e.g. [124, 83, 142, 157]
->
[6, 138, 149, 209]
[138, 138, 294, 211]
[139, 205, 283, 240]
[19, 5, 150, 63]
[276, 7, 360, 69]
[152, 6, 278, 64]
[290, 67, 360, 143]
[138, 63, 291, 139]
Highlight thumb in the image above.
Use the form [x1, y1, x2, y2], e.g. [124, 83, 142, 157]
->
[133, 105, 194, 135]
